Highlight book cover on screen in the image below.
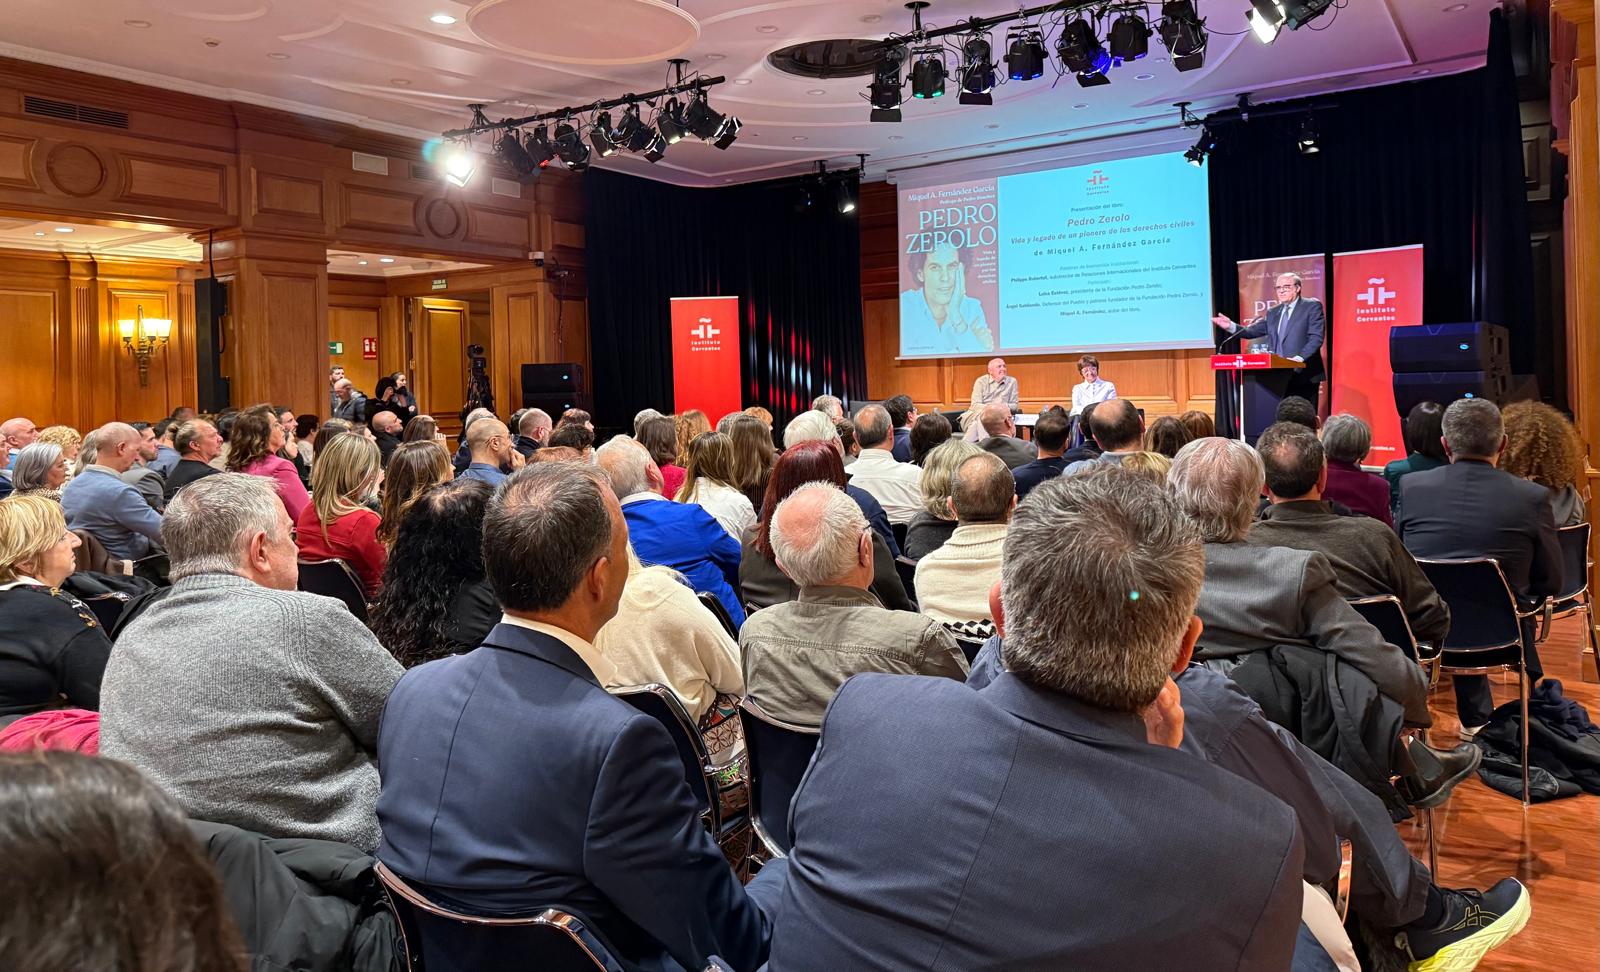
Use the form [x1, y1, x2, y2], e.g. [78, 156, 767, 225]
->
[898, 178, 999, 357]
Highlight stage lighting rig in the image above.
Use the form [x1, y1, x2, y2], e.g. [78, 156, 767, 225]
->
[1005, 26, 1046, 80]
[868, 46, 907, 122]
[657, 98, 688, 143]
[713, 116, 742, 150]
[1247, 0, 1336, 43]
[909, 47, 948, 99]
[525, 126, 556, 167]
[588, 111, 618, 158]
[683, 90, 729, 139]
[493, 130, 538, 182]
[1107, 12, 1150, 64]
[1057, 15, 1111, 80]
[552, 119, 590, 170]
[1158, 1, 1207, 71]
[442, 143, 475, 188]
[1184, 127, 1217, 166]
[1296, 115, 1320, 154]
[957, 32, 996, 105]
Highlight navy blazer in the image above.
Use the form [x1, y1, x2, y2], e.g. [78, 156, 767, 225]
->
[622, 496, 746, 625]
[769, 672, 1305, 971]
[890, 427, 913, 463]
[1239, 298, 1326, 379]
[376, 623, 771, 971]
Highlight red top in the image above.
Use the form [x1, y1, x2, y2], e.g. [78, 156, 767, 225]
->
[660, 464, 687, 499]
[294, 504, 387, 599]
[1323, 460, 1395, 529]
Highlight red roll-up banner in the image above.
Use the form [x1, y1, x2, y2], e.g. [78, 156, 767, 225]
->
[670, 296, 742, 421]
[1330, 245, 1424, 466]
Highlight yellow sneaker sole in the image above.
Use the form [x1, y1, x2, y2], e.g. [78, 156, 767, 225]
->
[1407, 885, 1532, 972]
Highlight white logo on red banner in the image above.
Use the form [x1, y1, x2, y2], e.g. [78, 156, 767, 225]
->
[690, 316, 722, 351]
[1353, 276, 1400, 324]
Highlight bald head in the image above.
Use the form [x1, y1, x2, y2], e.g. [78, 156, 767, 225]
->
[950, 452, 1016, 524]
[91, 422, 141, 473]
[1, 417, 37, 452]
[519, 408, 553, 441]
[466, 418, 511, 465]
[1089, 398, 1143, 452]
[980, 402, 1013, 437]
[371, 411, 402, 435]
[770, 482, 871, 589]
[855, 405, 892, 450]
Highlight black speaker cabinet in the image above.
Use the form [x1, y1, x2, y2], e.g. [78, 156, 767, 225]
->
[1391, 371, 1509, 421]
[521, 362, 585, 394]
[194, 277, 230, 413]
[1388, 323, 1509, 375]
[521, 392, 592, 415]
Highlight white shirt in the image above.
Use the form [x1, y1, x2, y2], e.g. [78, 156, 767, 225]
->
[845, 448, 924, 525]
[498, 614, 619, 685]
[1070, 379, 1117, 416]
[681, 480, 755, 541]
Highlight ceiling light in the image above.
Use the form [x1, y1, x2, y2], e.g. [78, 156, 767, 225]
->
[552, 120, 590, 170]
[1185, 127, 1216, 166]
[958, 35, 996, 105]
[806, 88, 826, 96]
[267, 52, 290, 60]
[657, 98, 688, 143]
[1158, 1, 1207, 71]
[1443, 2, 1469, 9]
[524, 126, 556, 166]
[869, 47, 906, 122]
[1135, 73, 1155, 80]
[683, 91, 730, 140]
[861, 14, 882, 23]
[494, 130, 539, 180]
[643, 133, 668, 163]
[704, 53, 727, 60]
[887, 135, 904, 140]
[615, 105, 649, 150]
[379, 257, 395, 263]
[1005, 27, 1046, 81]
[909, 49, 947, 100]
[1296, 116, 1320, 154]
[124, 19, 152, 28]
[442, 143, 475, 187]
[589, 111, 618, 158]
[34, 231, 45, 236]
[756, 25, 778, 34]
[835, 181, 857, 214]
[1247, 0, 1285, 43]
[429, 13, 457, 25]
[1108, 14, 1151, 63]
[1058, 17, 1111, 85]
[733, 78, 753, 85]
[358, 260, 368, 265]
[791, 135, 808, 142]
[1072, 103, 1090, 109]
[54, 227, 74, 233]
[391, 78, 412, 86]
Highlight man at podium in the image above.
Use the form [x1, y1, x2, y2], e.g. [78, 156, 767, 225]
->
[1212, 272, 1325, 401]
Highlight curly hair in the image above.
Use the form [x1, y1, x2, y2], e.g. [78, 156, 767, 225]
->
[674, 410, 712, 466]
[1502, 401, 1585, 491]
[223, 405, 278, 471]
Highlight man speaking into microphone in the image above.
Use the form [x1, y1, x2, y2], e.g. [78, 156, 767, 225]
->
[1212, 272, 1325, 402]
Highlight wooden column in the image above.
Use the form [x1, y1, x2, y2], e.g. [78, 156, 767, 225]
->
[205, 230, 329, 417]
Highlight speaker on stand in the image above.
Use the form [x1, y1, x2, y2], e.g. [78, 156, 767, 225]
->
[194, 277, 230, 413]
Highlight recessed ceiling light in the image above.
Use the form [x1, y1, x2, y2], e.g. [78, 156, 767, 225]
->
[887, 135, 904, 140]
[358, 260, 368, 265]
[807, 88, 826, 96]
[704, 53, 726, 61]
[984, 123, 999, 129]
[1072, 103, 1090, 109]
[378, 257, 396, 263]
[862, 14, 882, 23]
[756, 24, 779, 33]
[733, 78, 753, 85]
[391, 78, 412, 86]
[267, 52, 290, 60]
[791, 135, 808, 141]
[1413, 68, 1431, 75]
[430, 13, 457, 25]
[1134, 73, 1154, 80]
[54, 227, 74, 233]
[1154, 56, 1169, 63]
[124, 19, 152, 28]
[34, 231, 45, 236]
[1443, 3, 1468, 10]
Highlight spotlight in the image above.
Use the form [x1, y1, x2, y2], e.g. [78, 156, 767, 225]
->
[1057, 17, 1110, 78]
[909, 48, 946, 100]
[835, 180, 857, 214]
[684, 90, 730, 140]
[713, 116, 742, 150]
[643, 133, 667, 162]
[589, 112, 617, 158]
[1185, 127, 1217, 166]
[442, 143, 475, 187]
[553, 120, 590, 170]
[524, 126, 555, 167]
[958, 35, 995, 105]
[1296, 116, 1320, 154]
[615, 105, 649, 151]
[868, 48, 905, 122]
[657, 98, 688, 143]
[1107, 14, 1151, 64]
[1158, 1, 1207, 71]
[793, 184, 814, 215]
[1005, 27, 1046, 81]
[494, 131, 537, 180]
[1247, 0, 1286, 43]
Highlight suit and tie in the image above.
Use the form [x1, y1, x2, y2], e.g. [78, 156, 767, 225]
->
[1235, 297, 1326, 399]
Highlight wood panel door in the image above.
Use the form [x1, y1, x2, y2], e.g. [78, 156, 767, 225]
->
[328, 305, 381, 398]
[414, 297, 468, 437]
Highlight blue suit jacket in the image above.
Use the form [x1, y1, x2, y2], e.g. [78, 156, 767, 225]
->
[622, 497, 745, 625]
[890, 427, 912, 463]
[1239, 298, 1326, 379]
[770, 672, 1305, 971]
[376, 623, 771, 971]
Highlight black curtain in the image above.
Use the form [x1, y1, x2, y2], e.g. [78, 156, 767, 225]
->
[584, 168, 865, 431]
[1209, 9, 1534, 436]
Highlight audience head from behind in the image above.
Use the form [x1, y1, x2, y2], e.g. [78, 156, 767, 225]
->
[0, 494, 80, 587]
[1402, 401, 1447, 462]
[1119, 451, 1173, 485]
[950, 452, 1016, 525]
[810, 395, 844, 422]
[11, 443, 68, 496]
[170, 405, 198, 425]
[1320, 413, 1372, 466]
[1441, 397, 1505, 464]
[0, 750, 246, 972]
[546, 421, 595, 457]
[1000, 466, 1204, 713]
[755, 439, 848, 558]
[636, 416, 679, 471]
[783, 409, 842, 453]
[1168, 437, 1265, 544]
[633, 408, 662, 437]
[311, 419, 352, 457]
[402, 414, 439, 444]
[483, 463, 628, 642]
[1177, 409, 1216, 441]
[466, 416, 514, 467]
[1089, 398, 1144, 454]
[531, 446, 585, 464]
[294, 414, 320, 445]
[461, 407, 495, 439]
[596, 435, 663, 500]
[726, 414, 777, 490]
[309, 433, 381, 529]
[678, 431, 738, 503]
[1257, 422, 1325, 501]
[518, 408, 554, 445]
[163, 473, 298, 590]
[920, 439, 984, 522]
[1032, 411, 1071, 459]
[854, 405, 894, 452]
[380, 440, 454, 545]
[214, 409, 240, 444]
[1273, 395, 1319, 432]
[224, 406, 283, 472]
[557, 407, 593, 432]
[909, 412, 953, 465]
[84, 422, 143, 474]
[979, 402, 1015, 438]
[36, 425, 82, 463]
[743, 405, 774, 428]
[673, 410, 711, 464]
[1143, 415, 1194, 459]
[884, 394, 917, 431]
[1075, 402, 1102, 455]
[370, 410, 403, 437]
[834, 417, 859, 460]
[1501, 401, 1585, 492]
[770, 482, 872, 590]
[373, 478, 495, 667]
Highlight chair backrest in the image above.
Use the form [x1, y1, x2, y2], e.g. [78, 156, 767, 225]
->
[1346, 595, 1422, 664]
[891, 521, 909, 553]
[1415, 557, 1523, 652]
[375, 861, 623, 972]
[1557, 522, 1592, 602]
[738, 697, 820, 857]
[894, 555, 918, 603]
[695, 590, 739, 638]
[296, 558, 368, 621]
[612, 684, 719, 830]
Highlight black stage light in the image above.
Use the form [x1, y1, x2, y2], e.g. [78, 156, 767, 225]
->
[553, 120, 591, 170]
[643, 132, 667, 162]
[1005, 27, 1046, 81]
[524, 126, 556, 167]
[1075, 70, 1112, 88]
[657, 98, 688, 143]
[615, 105, 647, 149]
[1107, 14, 1150, 64]
[835, 180, 857, 214]
[713, 116, 742, 149]
[684, 91, 726, 139]
[1185, 127, 1216, 166]
[1159, 1, 1207, 71]
[494, 130, 537, 179]
[589, 111, 618, 158]
[1057, 17, 1110, 78]
[909, 49, 946, 100]
[869, 48, 905, 122]
[1248, 0, 1286, 43]
[1296, 116, 1320, 154]
[958, 36, 995, 105]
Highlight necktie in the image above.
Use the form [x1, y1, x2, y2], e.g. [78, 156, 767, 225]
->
[1279, 302, 1292, 348]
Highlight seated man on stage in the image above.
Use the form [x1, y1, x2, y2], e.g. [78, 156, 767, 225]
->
[1211, 272, 1326, 401]
[959, 358, 1019, 433]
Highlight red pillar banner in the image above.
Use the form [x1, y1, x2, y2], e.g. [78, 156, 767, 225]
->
[670, 296, 742, 421]
[1330, 245, 1424, 466]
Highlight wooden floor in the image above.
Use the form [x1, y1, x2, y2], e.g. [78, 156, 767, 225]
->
[1397, 615, 1599, 970]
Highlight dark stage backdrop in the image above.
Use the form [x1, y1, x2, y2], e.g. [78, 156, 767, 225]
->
[584, 168, 866, 430]
[1208, 8, 1534, 436]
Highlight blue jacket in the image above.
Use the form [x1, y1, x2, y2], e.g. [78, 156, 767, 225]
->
[845, 484, 899, 558]
[456, 462, 506, 486]
[621, 496, 744, 625]
[61, 467, 164, 560]
[150, 444, 181, 478]
[376, 623, 773, 971]
[890, 427, 912, 463]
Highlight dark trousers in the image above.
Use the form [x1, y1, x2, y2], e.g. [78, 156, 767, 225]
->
[1453, 619, 1543, 727]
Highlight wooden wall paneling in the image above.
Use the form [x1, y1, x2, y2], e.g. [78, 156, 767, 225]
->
[417, 299, 469, 429]
[66, 256, 98, 430]
[328, 306, 382, 399]
[246, 155, 332, 238]
[104, 282, 180, 422]
[0, 286, 62, 427]
[494, 287, 538, 413]
[210, 232, 330, 416]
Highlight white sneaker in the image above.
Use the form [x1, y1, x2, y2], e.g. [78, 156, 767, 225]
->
[1458, 723, 1486, 741]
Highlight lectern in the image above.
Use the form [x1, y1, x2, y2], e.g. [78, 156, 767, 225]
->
[1210, 353, 1306, 443]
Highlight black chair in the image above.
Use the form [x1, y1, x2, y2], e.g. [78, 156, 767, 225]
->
[894, 555, 918, 603]
[375, 861, 624, 972]
[296, 558, 368, 622]
[891, 521, 909, 553]
[612, 684, 729, 835]
[738, 697, 820, 858]
[1416, 557, 1541, 808]
[1550, 524, 1596, 673]
[695, 590, 739, 638]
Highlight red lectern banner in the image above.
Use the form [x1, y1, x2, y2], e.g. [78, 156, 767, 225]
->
[1330, 245, 1424, 466]
[670, 296, 741, 421]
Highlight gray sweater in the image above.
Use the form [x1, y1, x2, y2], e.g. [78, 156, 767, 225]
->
[100, 573, 403, 851]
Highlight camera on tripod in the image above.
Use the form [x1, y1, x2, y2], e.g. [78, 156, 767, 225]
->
[462, 343, 495, 420]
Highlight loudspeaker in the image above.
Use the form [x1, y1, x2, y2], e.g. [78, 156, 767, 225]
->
[521, 362, 585, 394]
[1388, 323, 1509, 375]
[194, 278, 230, 413]
[521, 392, 592, 415]
[1392, 371, 1510, 421]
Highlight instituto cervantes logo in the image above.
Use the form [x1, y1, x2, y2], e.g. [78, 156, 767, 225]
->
[1086, 169, 1108, 187]
[689, 315, 723, 351]
[1353, 276, 1399, 325]
[692, 319, 720, 340]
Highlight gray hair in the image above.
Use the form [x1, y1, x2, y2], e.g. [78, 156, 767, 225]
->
[783, 410, 840, 450]
[1320, 413, 1372, 464]
[163, 474, 287, 579]
[484, 463, 616, 612]
[632, 408, 662, 436]
[1441, 398, 1503, 459]
[1276, 272, 1303, 286]
[595, 435, 652, 497]
[810, 395, 844, 420]
[920, 439, 983, 519]
[1168, 437, 1264, 543]
[951, 453, 1015, 524]
[1002, 466, 1204, 711]
[854, 405, 892, 449]
[769, 482, 866, 588]
[10, 443, 62, 491]
[174, 420, 212, 455]
[74, 430, 101, 475]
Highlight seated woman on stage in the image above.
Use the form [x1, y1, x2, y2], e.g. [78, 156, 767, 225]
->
[1069, 354, 1117, 416]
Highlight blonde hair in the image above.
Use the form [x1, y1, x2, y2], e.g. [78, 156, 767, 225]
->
[1120, 451, 1173, 484]
[0, 495, 68, 583]
[1502, 401, 1585, 492]
[309, 433, 381, 545]
[919, 439, 984, 519]
[676, 432, 738, 504]
[36, 426, 83, 455]
[743, 405, 774, 427]
[674, 410, 712, 466]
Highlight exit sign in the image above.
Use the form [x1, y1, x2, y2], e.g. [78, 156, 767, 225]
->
[328, 341, 344, 354]
[432, 278, 447, 291]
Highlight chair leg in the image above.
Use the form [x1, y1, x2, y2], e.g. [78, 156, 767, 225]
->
[1519, 664, 1531, 810]
[1425, 806, 1438, 876]
[1583, 603, 1600, 683]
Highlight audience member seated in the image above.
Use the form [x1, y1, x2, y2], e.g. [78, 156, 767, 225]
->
[1502, 400, 1589, 527]
[1398, 398, 1562, 736]
[743, 405, 774, 427]
[532, 445, 584, 464]
[294, 414, 320, 465]
[634, 407, 663, 435]
[330, 378, 367, 423]
[372, 479, 497, 667]
[844, 405, 923, 524]
[741, 483, 966, 727]
[598, 436, 745, 626]
[767, 468, 1305, 970]
[833, 416, 859, 467]
[1066, 398, 1144, 472]
[370, 372, 418, 423]
[1011, 409, 1071, 501]
[61, 423, 164, 561]
[638, 415, 687, 496]
[10, 443, 68, 502]
[369, 410, 404, 464]
[226, 406, 311, 520]
[0, 496, 111, 721]
[903, 439, 982, 560]
[378, 440, 452, 546]
[676, 431, 756, 540]
[908, 411, 952, 466]
[310, 418, 352, 461]
[0, 751, 247, 971]
[884, 394, 917, 462]
[1383, 401, 1447, 515]
[1178, 409, 1217, 440]
[514, 407, 552, 459]
[546, 420, 595, 459]
[274, 408, 310, 489]
[449, 408, 494, 473]
[100, 474, 403, 851]
[150, 417, 181, 478]
[809, 395, 844, 421]
[783, 410, 899, 555]
[376, 463, 778, 970]
[915, 453, 1014, 635]
[727, 414, 776, 512]
[456, 417, 515, 486]
[1120, 451, 1172, 483]
[1060, 401, 1103, 463]
[1319, 413, 1393, 527]
[1143, 415, 1194, 459]
[294, 434, 386, 599]
[163, 419, 224, 502]
[2, 416, 39, 469]
[402, 413, 442, 445]
[741, 441, 912, 613]
[1249, 423, 1450, 649]
[1275, 395, 1321, 431]
[973, 402, 1036, 469]
[119, 422, 167, 511]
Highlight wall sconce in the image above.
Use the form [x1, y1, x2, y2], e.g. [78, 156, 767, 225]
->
[118, 305, 172, 387]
